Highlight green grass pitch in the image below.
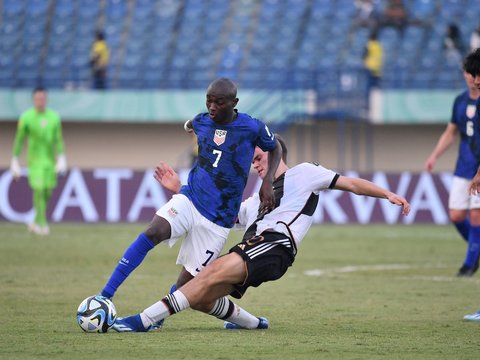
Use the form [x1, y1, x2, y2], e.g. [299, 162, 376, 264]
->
[1, 223, 479, 359]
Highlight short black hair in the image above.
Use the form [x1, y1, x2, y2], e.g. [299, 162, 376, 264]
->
[463, 48, 480, 76]
[207, 78, 237, 99]
[274, 133, 288, 163]
[96, 30, 105, 40]
[32, 86, 46, 95]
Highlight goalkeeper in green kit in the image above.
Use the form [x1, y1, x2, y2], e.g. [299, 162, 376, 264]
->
[10, 87, 67, 235]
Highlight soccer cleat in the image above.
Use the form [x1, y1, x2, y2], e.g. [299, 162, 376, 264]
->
[457, 265, 476, 277]
[112, 314, 162, 332]
[28, 223, 43, 235]
[464, 310, 480, 322]
[223, 317, 269, 330]
[40, 226, 50, 235]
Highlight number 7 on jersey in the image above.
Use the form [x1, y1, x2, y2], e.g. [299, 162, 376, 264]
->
[212, 149, 222, 167]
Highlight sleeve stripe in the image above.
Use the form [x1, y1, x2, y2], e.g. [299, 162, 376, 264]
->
[328, 174, 340, 189]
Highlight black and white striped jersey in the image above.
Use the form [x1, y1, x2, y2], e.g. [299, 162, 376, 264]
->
[237, 162, 339, 247]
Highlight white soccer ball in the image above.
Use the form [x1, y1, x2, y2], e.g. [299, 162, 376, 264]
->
[77, 295, 117, 333]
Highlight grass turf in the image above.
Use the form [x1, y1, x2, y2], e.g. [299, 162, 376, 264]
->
[0, 223, 479, 359]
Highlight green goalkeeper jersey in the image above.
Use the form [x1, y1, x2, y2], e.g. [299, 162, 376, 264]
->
[12, 107, 65, 188]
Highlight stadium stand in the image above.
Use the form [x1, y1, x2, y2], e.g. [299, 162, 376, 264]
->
[0, 0, 479, 92]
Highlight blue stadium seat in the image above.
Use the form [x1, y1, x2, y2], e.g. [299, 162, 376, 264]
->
[54, 0, 76, 18]
[26, 0, 49, 17]
[411, 0, 435, 18]
[106, 0, 128, 20]
[3, 0, 26, 16]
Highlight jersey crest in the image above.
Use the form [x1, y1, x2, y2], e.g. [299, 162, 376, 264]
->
[466, 104, 476, 119]
[213, 129, 227, 146]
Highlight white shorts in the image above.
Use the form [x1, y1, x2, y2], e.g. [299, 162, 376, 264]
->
[449, 176, 480, 210]
[156, 194, 230, 276]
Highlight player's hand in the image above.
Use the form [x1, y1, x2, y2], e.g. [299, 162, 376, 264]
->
[258, 181, 275, 216]
[424, 156, 435, 173]
[10, 157, 21, 180]
[184, 120, 194, 133]
[55, 154, 67, 176]
[154, 161, 182, 193]
[470, 173, 480, 196]
[386, 193, 411, 216]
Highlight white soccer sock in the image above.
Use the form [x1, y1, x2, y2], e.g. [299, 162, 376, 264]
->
[209, 297, 260, 329]
[140, 290, 190, 327]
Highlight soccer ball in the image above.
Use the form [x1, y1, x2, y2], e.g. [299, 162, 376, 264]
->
[77, 295, 117, 333]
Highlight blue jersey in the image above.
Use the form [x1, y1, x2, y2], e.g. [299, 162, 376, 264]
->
[180, 111, 276, 228]
[451, 90, 478, 179]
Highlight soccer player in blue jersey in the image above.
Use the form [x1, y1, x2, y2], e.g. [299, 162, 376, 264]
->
[112, 135, 410, 332]
[99, 78, 282, 303]
[425, 68, 480, 277]
[462, 48, 480, 321]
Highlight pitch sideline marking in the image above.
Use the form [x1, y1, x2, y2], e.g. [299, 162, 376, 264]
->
[303, 263, 445, 277]
[303, 265, 480, 283]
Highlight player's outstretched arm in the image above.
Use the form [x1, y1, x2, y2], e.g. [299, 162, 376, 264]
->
[334, 176, 410, 216]
[154, 161, 182, 194]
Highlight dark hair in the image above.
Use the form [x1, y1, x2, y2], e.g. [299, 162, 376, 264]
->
[96, 30, 105, 40]
[463, 48, 480, 76]
[274, 133, 288, 163]
[208, 78, 237, 99]
[32, 86, 46, 95]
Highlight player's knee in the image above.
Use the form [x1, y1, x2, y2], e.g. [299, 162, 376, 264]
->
[200, 260, 226, 283]
[144, 216, 171, 245]
[449, 211, 466, 223]
[188, 265, 224, 295]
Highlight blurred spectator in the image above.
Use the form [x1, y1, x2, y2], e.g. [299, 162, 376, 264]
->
[353, 0, 378, 29]
[90, 30, 110, 89]
[470, 24, 480, 52]
[381, 0, 407, 35]
[444, 23, 464, 66]
[363, 30, 383, 93]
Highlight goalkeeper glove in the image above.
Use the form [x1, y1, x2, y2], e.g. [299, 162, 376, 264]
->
[10, 157, 21, 179]
[56, 154, 67, 176]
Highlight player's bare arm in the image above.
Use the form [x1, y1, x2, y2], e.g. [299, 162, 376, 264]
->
[258, 140, 282, 213]
[334, 176, 410, 216]
[425, 123, 457, 172]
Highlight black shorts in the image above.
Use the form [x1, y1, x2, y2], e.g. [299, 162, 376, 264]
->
[229, 231, 295, 299]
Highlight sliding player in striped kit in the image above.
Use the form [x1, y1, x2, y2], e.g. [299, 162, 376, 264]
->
[113, 135, 410, 331]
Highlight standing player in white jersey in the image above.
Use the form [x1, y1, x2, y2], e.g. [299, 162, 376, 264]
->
[98, 78, 282, 312]
[425, 69, 480, 276]
[113, 135, 410, 332]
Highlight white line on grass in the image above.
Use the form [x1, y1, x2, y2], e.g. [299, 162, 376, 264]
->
[304, 263, 447, 277]
[400, 275, 480, 284]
